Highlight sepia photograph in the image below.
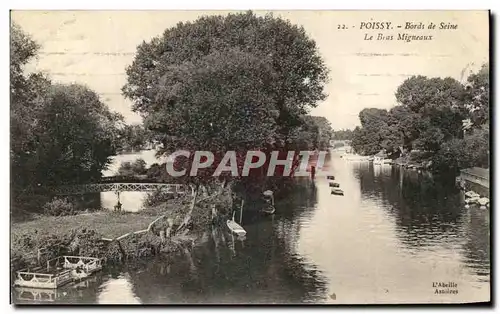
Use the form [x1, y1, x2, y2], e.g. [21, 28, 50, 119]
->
[10, 10, 490, 305]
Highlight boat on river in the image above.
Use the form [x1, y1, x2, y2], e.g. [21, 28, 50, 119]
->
[331, 188, 344, 196]
[261, 190, 276, 215]
[478, 197, 490, 206]
[329, 182, 340, 188]
[227, 212, 247, 237]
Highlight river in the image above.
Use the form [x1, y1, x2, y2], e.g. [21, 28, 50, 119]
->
[13, 152, 490, 304]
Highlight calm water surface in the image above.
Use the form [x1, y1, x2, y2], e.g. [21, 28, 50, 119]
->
[14, 153, 490, 304]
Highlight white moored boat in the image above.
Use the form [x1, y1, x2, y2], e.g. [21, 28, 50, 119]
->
[227, 212, 247, 237]
[343, 154, 370, 162]
[373, 157, 383, 165]
[261, 190, 276, 215]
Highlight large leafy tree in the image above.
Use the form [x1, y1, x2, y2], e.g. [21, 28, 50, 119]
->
[395, 76, 467, 146]
[431, 124, 489, 174]
[117, 124, 153, 153]
[32, 84, 123, 185]
[123, 11, 329, 190]
[386, 105, 420, 150]
[464, 63, 489, 126]
[11, 23, 49, 184]
[351, 126, 380, 156]
[306, 116, 333, 149]
[142, 48, 279, 155]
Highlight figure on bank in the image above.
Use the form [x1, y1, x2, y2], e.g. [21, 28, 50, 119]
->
[114, 200, 122, 212]
[311, 165, 316, 180]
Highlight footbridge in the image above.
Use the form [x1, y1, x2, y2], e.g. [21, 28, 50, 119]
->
[50, 182, 192, 196]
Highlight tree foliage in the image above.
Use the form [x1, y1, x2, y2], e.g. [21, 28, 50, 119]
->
[307, 116, 333, 149]
[289, 115, 333, 150]
[352, 108, 401, 154]
[117, 158, 148, 176]
[117, 124, 153, 153]
[351, 64, 489, 175]
[464, 63, 489, 126]
[332, 129, 354, 141]
[11, 25, 123, 190]
[122, 11, 329, 190]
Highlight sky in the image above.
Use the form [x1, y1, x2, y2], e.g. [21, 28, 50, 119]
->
[11, 10, 489, 130]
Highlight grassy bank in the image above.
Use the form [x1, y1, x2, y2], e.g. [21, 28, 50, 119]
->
[10, 188, 234, 271]
[11, 212, 155, 240]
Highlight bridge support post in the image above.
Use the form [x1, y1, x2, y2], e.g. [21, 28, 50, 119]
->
[114, 191, 122, 212]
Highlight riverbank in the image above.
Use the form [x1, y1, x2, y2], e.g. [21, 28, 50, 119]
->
[11, 187, 234, 273]
[11, 211, 173, 270]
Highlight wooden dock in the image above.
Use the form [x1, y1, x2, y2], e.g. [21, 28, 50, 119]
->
[13, 269, 73, 289]
[459, 167, 489, 189]
[13, 256, 102, 289]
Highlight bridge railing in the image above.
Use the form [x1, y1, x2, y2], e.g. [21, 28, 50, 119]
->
[50, 183, 191, 195]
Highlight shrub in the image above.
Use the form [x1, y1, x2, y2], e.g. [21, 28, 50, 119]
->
[143, 190, 175, 208]
[117, 158, 147, 176]
[42, 197, 75, 216]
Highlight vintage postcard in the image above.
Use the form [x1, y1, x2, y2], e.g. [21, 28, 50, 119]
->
[10, 10, 490, 305]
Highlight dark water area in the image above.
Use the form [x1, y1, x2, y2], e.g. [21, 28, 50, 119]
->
[13, 153, 490, 304]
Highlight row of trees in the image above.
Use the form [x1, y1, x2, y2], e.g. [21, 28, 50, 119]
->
[331, 129, 354, 141]
[351, 63, 489, 175]
[116, 124, 153, 153]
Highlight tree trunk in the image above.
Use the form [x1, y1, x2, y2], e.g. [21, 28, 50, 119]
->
[176, 186, 199, 233]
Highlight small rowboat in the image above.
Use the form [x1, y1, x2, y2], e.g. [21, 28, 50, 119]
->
[227, 212, 246, 237]
[465, 197, 480, 204]
[465, 191, 480, 198]
[478, 197, 490, 206]
[329, 182, 340, 188]
[261, 205, 276, 215]
[261, 190, 276, 215]
[331, 188, 344, 196]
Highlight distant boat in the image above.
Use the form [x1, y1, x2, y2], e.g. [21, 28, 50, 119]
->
[465, 197, 480, 204]
[227, 212, 247, 237]
[478, 197, 490, 206]
[329, 182, 340, 188]
[261, 205, 276, 215]
[261, 190, 276, 215]
[331, 188, 344, 196]
[343, 154, 370, 161]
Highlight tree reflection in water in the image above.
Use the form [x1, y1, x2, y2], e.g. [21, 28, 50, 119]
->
[354, 165, 490, 282]
[123, 179, 327, 304]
